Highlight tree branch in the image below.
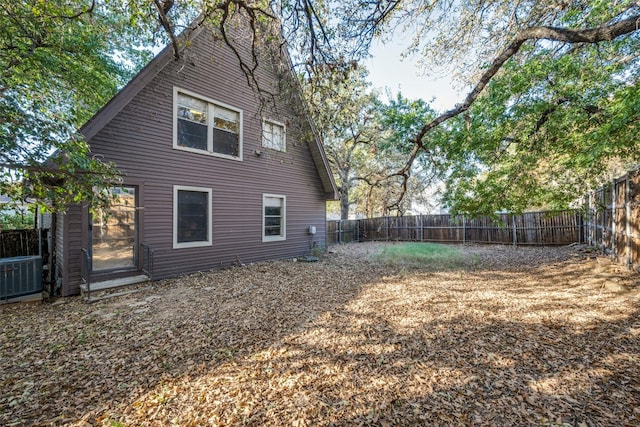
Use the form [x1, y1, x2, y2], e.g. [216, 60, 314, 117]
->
[51, 0, 96, 20]
[387, 10, 640, 211]
[152, 0, 180, 60]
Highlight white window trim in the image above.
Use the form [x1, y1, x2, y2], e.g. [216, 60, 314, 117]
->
[262, 193, 286, 242]
[173, 86, 243, 161]
[262, 118, 286, 152]
[173, 185, 213, 249]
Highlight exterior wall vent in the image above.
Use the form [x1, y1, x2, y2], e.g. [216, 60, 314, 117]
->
[1, 256, 42, 300]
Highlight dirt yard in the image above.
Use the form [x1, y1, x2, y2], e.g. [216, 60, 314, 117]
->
[1, 243, 639, 426]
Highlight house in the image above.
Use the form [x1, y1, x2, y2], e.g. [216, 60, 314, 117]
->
[54, 20, 338, 297]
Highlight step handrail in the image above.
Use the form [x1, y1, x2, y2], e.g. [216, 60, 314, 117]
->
[140, 243, 154, 280]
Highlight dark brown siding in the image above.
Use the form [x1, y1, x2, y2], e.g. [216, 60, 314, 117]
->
[55, 211, 64, 289]
[58, 204, 84, 296]
[62, 28, 329, 292]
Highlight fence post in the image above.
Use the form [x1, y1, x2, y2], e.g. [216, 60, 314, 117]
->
[601, 188, 606, 255]
[338, 220, 342, 244]
[592, 192, 597, 247]
[592, 192, 596, 246]
[462, 215, 466, 244]
[626, 173, 631, 268]
[386, 216, 389, 242]
[512, 215, 517, 246]
[611, 179, 616, 257]
[587, 192, 591, 246]
[578, 211, 583, 244]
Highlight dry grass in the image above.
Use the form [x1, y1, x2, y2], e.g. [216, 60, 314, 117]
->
[1, 242, 639, 426]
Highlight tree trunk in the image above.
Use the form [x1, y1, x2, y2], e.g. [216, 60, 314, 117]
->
[340, 187, 350, 220]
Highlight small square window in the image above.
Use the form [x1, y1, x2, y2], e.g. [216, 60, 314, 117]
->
[262, 119, 286, 152]
[262, 194, 286, 241]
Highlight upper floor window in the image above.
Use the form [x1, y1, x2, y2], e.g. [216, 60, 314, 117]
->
[174, 88, 242, 160]
[262, 119, 286, 152]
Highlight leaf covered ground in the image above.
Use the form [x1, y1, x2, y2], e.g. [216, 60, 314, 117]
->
[1, 243, 639, 426]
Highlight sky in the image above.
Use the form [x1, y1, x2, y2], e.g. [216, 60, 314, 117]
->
[364, 38, 461, 112]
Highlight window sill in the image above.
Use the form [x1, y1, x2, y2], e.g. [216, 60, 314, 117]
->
[173, 241, 213, 249]
[173, 145, 242, 162]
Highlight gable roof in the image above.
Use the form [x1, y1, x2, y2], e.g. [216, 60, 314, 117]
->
[79, 25, 338, 200]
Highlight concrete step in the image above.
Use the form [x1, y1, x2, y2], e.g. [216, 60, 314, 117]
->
[80, 274, 149, 294]
[86, 286, 152, 303]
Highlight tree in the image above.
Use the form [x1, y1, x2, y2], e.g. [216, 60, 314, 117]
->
[303, 66, 442, 218]
[440, 43, 640, 214]
[0, 1, 157, 211]
[373, 0, 640, 214]
[0, 202, 34, 230]
[372, 93, 446, 215]
[278, 0, 640, 215]
[302, 66, 380, 219]
[283, 0, 640, 215]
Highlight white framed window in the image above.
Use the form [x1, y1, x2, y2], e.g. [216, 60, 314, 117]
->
[262, 194, 286, 242]
[174, 87, 243, 160]
[262, 119, 286, 152]
[173, 185, 212, 249]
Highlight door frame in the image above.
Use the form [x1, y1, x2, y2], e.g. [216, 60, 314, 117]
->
[84, 183, 144, 281]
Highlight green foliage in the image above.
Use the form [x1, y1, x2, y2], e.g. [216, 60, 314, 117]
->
[440, 34, 640, 215]
[303, 67, 443, 217]
[331, 0, 640, 216]
[374, 242, 465, 270]
[0, 204, 35, 230]
[302, 66, 382, 218]
[364, 93, 445, 215]
[0, 1, 155, 211]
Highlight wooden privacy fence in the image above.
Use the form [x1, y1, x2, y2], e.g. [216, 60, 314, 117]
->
[584, 167, 640, 268]
[328, 210, 582, 246]
[0, 229, 49, 258]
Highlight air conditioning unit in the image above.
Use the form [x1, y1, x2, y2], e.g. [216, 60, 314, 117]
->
[1, 256, 42, 300]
